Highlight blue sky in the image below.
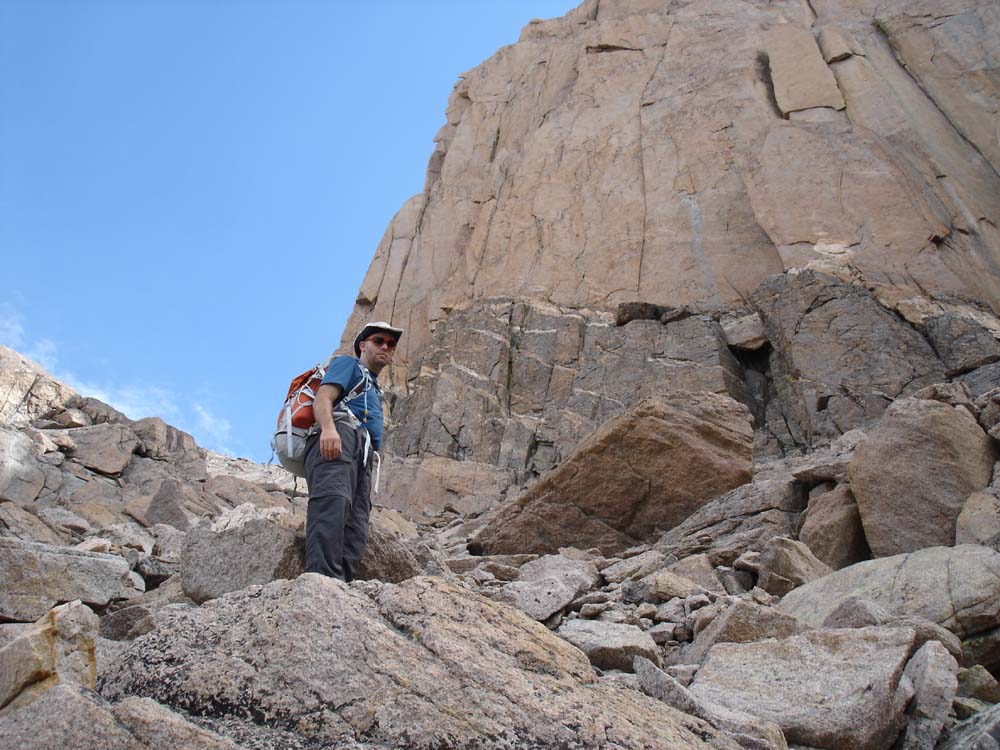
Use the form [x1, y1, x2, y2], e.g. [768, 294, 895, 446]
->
[1, 0, 577, 460]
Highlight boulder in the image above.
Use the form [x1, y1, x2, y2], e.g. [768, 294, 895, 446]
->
[475, 394, 753, 555]
[898, 640, 959, 750]
[0, 538, 136, 621]
[556, 619, 661, 672]
[667, 554, 727, 594]
[680, 599, 810, 666]
[957, 665, 1000, 703]
[849, 398, 996, 556]
[0, 600, 98, 712]
[99, 574, 741, 749]
[797, 484, 871, 569]
[356, 520, 424, 583]
[647, 570, 706, 602]
[778, 545, 1000, 643]
[689, 627, 916, 750]
[654, 479, 806, 566]
[179, 504, 303, 604]
[956, 490, 1000, 548]
[756, 537, 833, 596]
[203, 474, 285, 511]
[635, 657, 787, 750]
[821, 597, 963, 661]
[56, 423, 140, 476]
[493, 553, 601, 621]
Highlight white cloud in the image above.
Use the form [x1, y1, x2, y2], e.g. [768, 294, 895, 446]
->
[2, 305, 240, 458]
[0, 304, 27, 349]
[191, 403, 235, 455]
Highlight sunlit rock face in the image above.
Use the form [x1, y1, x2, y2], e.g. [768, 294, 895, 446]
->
[339, 0, 1000, 516]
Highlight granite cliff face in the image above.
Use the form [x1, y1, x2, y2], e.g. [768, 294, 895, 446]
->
[3, 1, 1000, 748]
[339, 0, 1000, 515]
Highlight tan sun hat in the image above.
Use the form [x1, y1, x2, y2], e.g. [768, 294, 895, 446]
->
[353, 321, 404, 356]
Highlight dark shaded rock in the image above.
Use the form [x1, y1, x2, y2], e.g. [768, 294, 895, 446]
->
[751, 271, 944, 445]
[654, 479, 807, 567]
[924, 313, 1000, 377]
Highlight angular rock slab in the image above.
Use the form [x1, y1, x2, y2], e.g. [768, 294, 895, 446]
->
[0, 600, 98, 712]
[493, 553, 600, 621]
[778, 545, 1000, 641]
[899, 640, 959, 750]
[180, 504, 303, 604]
[556, 618, 661, 672]
[690, 626, 916, 750]
[849, 397, 996, 556]
[798, 483, 871, 570]
[58, 423, 141, 476]
[477, 393, 753, 555]
[0, 538, 136, 622]
[0, 427, 45, 506]
[99, 575, 741, 749]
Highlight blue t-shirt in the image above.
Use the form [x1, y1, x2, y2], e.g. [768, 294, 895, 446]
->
[321, 355, 384, 449]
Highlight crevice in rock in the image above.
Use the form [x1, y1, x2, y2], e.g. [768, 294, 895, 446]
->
[755, 52, 785, 119]
[585, 44, 641, 54]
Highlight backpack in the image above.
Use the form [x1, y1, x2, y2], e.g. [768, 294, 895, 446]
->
[270, 357, 376, 477]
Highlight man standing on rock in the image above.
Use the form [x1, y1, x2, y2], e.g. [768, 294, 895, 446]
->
[304, 321, 403, 581]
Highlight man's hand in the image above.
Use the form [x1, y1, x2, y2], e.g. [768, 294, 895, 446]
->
[319, 426, 342, 460]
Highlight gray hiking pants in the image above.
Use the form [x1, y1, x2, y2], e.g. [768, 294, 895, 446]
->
[303, 421, 372, 582]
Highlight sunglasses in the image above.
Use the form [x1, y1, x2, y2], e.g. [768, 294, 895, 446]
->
[366, 335, 397, 349]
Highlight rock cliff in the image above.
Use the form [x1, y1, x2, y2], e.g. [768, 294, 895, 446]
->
[3, 1, 1000, 748]
[336, 0, 1000, 516]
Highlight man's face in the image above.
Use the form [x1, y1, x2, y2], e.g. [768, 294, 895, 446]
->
[360, 332, 397, 372]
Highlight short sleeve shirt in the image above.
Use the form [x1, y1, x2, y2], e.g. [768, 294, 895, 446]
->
[321, 355, 384, 449]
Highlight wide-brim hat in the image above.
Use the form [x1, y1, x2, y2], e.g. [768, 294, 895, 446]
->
[353, 321, 404, 356]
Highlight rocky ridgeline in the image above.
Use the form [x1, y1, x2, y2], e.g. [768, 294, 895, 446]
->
[4, 0, 1000, 747]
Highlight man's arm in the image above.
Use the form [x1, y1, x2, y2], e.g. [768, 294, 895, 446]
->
[314, 383, 343, 460]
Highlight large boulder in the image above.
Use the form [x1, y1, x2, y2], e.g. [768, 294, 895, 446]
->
[798, 483, 871, 569]
[179, 504, 303, 604]
[898, 640, 959, 750]
[554, 619, 661, 672]
[756, 536, 833, 596]
[99, 574, 742, 749]
[849, 397, 996, 556]
[0, 600, 98, 712]
[0, 538, 137, 622]
[475, 393, 753, 555]
[777, 545, 1000, 643]
[689, 626, 917, 750]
